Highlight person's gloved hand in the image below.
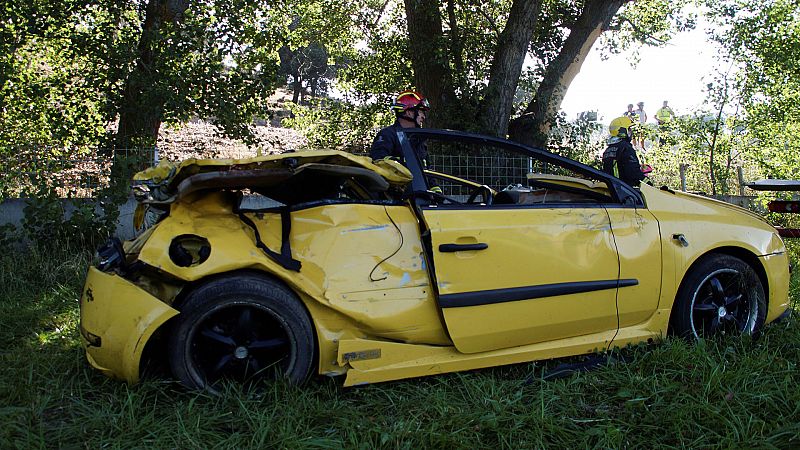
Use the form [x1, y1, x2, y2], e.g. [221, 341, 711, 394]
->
[428, 186, 442, 194]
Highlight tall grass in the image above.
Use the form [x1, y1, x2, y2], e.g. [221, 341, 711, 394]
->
[1, 243, 798, 449]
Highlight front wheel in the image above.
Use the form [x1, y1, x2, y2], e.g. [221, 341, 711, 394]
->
[670, 254, 766, 339]
[168, 274, 315, 391]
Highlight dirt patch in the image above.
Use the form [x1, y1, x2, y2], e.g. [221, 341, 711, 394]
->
[156, 122, 307, 161]
[156, 89, 306, 160]
[3, 89, 309, 196]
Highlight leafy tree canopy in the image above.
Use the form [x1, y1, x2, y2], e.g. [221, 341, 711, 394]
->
[705, 0, 800, 179]
[0, 0, 361, 151]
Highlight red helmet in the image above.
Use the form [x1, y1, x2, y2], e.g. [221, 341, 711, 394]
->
[391, 90, 430, 114]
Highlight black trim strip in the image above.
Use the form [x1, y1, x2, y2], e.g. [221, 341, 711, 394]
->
[439, 279, 638, 308]
[423, 203, 626, 211]
[239, 198, 404, 215]
[236, 208, 301, 272]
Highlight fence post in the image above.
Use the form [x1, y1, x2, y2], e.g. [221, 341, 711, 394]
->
[737, 166, 746, 196]
[679, 163, 687, 192]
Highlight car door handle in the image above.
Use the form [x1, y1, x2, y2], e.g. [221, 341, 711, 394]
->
[439, 243, 489, 252]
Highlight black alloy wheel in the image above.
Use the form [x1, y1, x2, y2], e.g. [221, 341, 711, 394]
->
[671, 254, 766, 339]
[169, 274, 315, 391]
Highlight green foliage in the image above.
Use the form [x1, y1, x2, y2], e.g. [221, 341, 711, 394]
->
[295, 0, 698, 150]
[0, 147, 130, 252]
[19, 188, 121, 252]
[548, 114, 604, 165]
[705, 0, 800, 179]
[642, 111, 760, 195]
[284, 99, 392, 152]
[0, 1, 364, 153]
[0, 223, 18, 254]
[23, 197, 97, 250]
[599, 0, 696, 60]
[643, 0, 800, 195]
[118, 1, 290, 146]
[0, 2, 135, 149]
[335, 5, 413, 99]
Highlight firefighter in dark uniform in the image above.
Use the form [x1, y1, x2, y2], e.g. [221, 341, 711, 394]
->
[602, 116, 647, 186]
[370, 90, 430, 166]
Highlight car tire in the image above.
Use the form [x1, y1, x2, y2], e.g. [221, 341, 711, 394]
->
[168, 273, 315, 391]
[670, 254, 766, 340]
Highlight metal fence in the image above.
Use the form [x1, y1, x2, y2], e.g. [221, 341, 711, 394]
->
[427, 153, 535, 198]
[1, 148, 148, 197]
[0, 145, 765, 201]
[1, 144, 544, 199]
[0, 146, 268, 198]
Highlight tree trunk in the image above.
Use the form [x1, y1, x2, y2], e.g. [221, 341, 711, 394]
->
[509, 0, 629, 148]
[116, 0, 190, 149]
[292, 74, 302, 103]
[446, 0, 466, 90]
[404, 0, 456, 129]
[478, 0, 542, 137]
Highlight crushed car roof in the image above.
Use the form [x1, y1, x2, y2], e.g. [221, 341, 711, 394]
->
[132, 150, 413, 204]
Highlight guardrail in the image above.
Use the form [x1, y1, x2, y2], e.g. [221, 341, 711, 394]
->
[745, 180, 800, 238]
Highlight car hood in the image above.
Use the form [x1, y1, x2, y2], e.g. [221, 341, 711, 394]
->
[131, 150, 413, 204]
[668, 189, 768, 223]
[641, 184, 785, 256]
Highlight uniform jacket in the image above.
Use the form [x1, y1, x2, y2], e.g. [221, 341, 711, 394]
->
[370, 122, 428, 166]
[602, 138, 645, 186]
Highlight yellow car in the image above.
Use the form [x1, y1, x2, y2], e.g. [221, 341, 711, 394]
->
[79, 129, 791, 391]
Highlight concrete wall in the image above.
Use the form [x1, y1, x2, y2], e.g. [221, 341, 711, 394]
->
[0, 195, 281, 241]
[0, 197, 141, 240]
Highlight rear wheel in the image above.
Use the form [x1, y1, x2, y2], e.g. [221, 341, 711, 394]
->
[670, 254, 766, 339]
[168, 274, 315, 391]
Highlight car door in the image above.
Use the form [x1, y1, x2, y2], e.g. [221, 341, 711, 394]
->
[423, 204, 623, 354]
[397, 128, 661, 355]
[603, 206, 663, 326]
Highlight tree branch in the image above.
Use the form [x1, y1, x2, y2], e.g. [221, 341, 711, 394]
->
[607, 15, 667, 45]
[477, 6, 502, 39]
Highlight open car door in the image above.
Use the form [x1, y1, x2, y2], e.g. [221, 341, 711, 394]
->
[399, 129, 661, 354]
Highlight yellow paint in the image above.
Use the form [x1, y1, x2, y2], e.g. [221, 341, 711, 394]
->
[424, 206, 621, 353]
[762, 252, 791, 322]
[604, 206, 662, 325]
[79, 267, 178, 383]
[134, 150, 413, 188]
[640, 183, 790, 319]
[79, 154, 791, 387]
[527, 173, 610, 195]
[338, 310, 667, 386]
[132, 194, 450, 375]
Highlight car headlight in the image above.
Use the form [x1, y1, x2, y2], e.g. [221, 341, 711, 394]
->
[96, 237, 125, 272]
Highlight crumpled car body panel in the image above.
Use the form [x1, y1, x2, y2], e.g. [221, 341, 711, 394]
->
[79, 132, 791, 387]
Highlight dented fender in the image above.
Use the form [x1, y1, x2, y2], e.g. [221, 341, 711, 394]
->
[79, 267, 178, 383]
[131, 193, 449, 376]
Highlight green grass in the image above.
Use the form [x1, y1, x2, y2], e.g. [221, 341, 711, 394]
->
[1, 244, 799, 449]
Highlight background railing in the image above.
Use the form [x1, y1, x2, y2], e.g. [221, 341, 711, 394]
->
[0, 145, 771, 201]
[0, 146, 263, 198]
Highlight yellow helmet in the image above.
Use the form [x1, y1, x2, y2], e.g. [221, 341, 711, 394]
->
[609, 116, 634, 139]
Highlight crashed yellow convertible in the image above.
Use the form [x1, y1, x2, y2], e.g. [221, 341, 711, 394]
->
[80, 129, 791, 390]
